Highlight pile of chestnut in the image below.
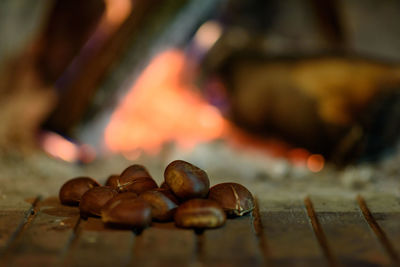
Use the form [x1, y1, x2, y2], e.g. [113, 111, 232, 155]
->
[59, 160, 255, 229]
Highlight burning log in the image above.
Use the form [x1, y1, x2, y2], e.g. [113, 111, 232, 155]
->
[202, 49, 400, 164]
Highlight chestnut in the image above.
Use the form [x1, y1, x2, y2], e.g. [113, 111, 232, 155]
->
[101, 198, 152, 228]
[110, 164, 158, 193]
[120, 164, 151, 180]
[123, 177, 158, 194]
[164, 160, 210, 200]
[174, 199, 226, 229]
[160, 181, 170, 190]
[208, 183, 254, 216]
[59, 177, 100, 205]
[153, 188, 180, 205]
[79, 186, 119, 217]
[102, 192, 138, 211]
[105, 174, 120, 187]
[138, 190, 178, 221]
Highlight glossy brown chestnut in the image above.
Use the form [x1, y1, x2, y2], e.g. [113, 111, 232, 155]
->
[164, 160, 210, 200]
[59, 177, 100, 205]
[101, 198, 152, 228]
[79, 186, 119, 217]
[160, 181, 170, 190]
[174, 199, 226, 229]
[153, 188, 180, 205]
[123, 177, 158, 194]
[120, 164, 151, 180]
[105, 174, 120, 187]
[112, 164, 158, 193]
[102, 192, 137, 211]
[138, 190, 178, 221]
[208, 183, 254, 216]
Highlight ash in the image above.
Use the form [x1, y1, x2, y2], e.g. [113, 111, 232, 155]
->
[1, 140, 399, 200]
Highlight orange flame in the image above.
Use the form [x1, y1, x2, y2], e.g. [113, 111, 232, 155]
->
[104, 50, 226, 154]
[41, 132, 79, 162]
[104, 0, 132, 28]
[307, 154, 325, 172]
[104, 49, 324, 172]
[41, 132, 96, 163]
[288, 148, 310, 167]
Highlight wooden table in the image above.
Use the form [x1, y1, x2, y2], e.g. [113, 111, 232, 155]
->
[1, 192, 399, 266]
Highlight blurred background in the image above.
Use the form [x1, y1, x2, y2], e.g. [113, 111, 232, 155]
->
[1, 0, 400, 196]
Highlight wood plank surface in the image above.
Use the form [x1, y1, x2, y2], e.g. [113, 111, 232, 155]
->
[200, 214, 264, 267]
[62, 217, 134, 267]
[258, 196, 327, 266]
[310, 195, 391, 266]
[1, 193, 399, 266]
[0, 210, 31, 253]
[0, 197, 38, 256]
[363, 194, 400, 259]
[131, 222, 196, 267]
[3, 197, 79, 267]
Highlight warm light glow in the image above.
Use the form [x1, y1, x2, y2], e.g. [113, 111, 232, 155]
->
[122, 150, 142, 161]
[79, 144, 97, 164]
[307, 154, 325, 172]
[103, 49, 321, 168]
[288, 148, 310, 167]
[41, 132, 79, 162]
[40, 132, 96, 163]
[225, 126, 291, 158]
[194, 21, 223, 50]
[104, 0, 132, 27]
[104, 50, 226, 154]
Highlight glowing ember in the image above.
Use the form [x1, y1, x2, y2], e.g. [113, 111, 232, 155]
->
[41, 132, 79, 162]
[104, 49, 321, 170]
[288, 148, 310, 167]
[104, 0, 132, 27]
[104, 50, 226, 154]
[307, 154, 325, 172]
[194, 21, 222, 50]
[40, 132, 96, 163]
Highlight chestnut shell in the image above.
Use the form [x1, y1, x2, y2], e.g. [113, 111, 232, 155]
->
[208, 182, 254, 216]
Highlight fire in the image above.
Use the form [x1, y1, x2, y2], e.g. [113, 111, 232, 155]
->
[40, 131, 96, 163]
[307, 154, 325, 172]
[104, 50, 226, 154]
[104, 0, 132, 28]
[194, 21, 222, 51]
[104, 49, 325, 172]
[288, 148, 310, 167]
[39, 131, 96, 163]
[41, 132, 79, 162]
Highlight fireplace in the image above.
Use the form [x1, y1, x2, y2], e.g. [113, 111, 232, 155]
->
[0, 1, 400, 265]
